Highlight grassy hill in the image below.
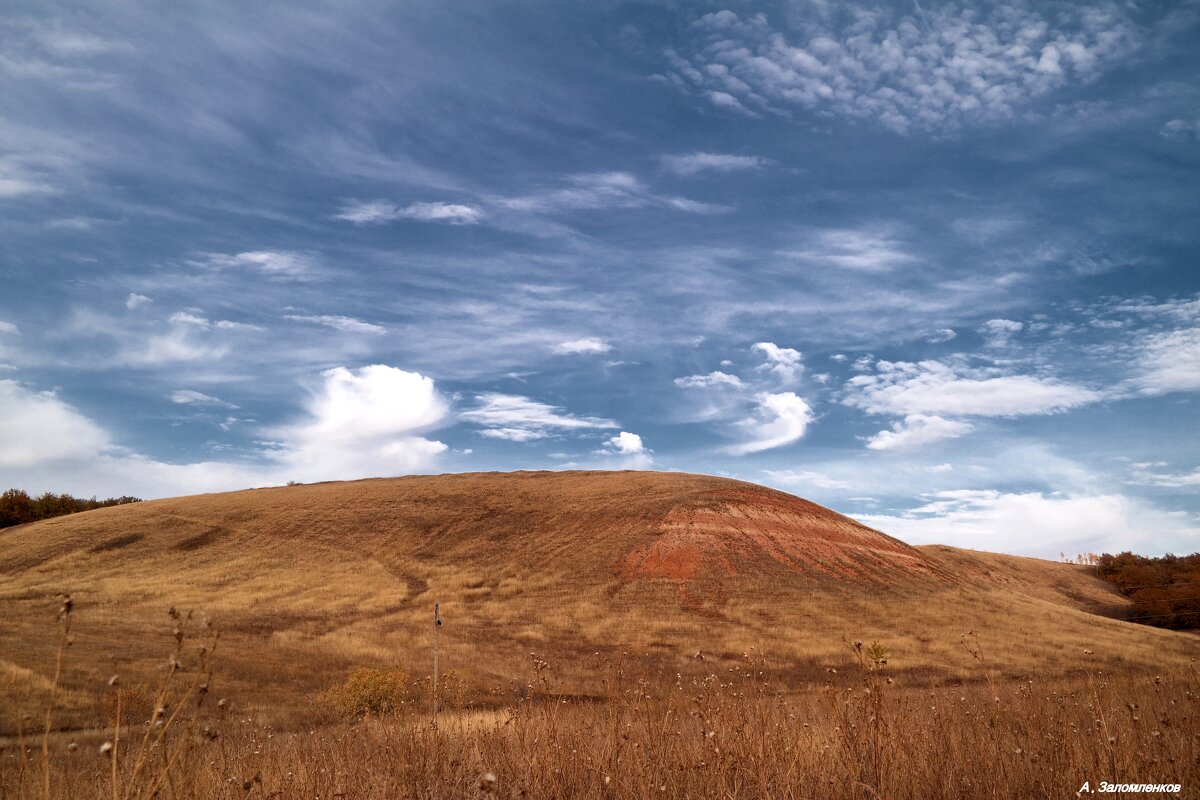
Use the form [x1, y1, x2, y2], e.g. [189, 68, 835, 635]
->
[0, 470, 1193, 733]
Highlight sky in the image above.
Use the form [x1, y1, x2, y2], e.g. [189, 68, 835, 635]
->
[2, 0, 1198, 559]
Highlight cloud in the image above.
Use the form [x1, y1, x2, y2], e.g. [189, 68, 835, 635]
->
[665, 4, 1142, 134]
[980, 318, 1023, 347]
[192, 250, 315, 280]
[664, 4, 1144, 134]
[783, 228, 916, 272]
[857, 490, 1199, 558]
[1161, 118, 1200, 140]
[844, 360, 1103, 417]
[0, 321, 19, 335]
[0, 380, 111, 467]
[333, 200, 482, 225]
[553, 337, 611, 355]
[0, 366, 450, 497]
[284, 314, 385, 334]
[674, 371, 745, 389]
[269, 365, 448, 481]
[865, 414, 975, 450]
[169, 389, 237, 408]
[661, 152, 770, 175]
[727, 391, 814, 455]
[125, 293, 151, 310]
[499, 171, 724, 215]
[762, 469, 851, 490]
[753, 342, 803, 381]
[1133, 327, 1200, 395]
[597, 430, 654, 468]
[460, 393, 618, 441]
[928, 328, 957, 343]
[1133, 467, 1200, 488]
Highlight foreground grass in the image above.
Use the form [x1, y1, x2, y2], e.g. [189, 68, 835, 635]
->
[4, 632, 1198, 799]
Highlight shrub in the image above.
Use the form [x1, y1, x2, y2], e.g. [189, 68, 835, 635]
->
[326, 666, 410, 718]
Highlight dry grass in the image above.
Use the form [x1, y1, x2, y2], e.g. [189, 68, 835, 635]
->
[2, 471, 1199, 796]
[3, 623, 1198, 799]
[1, 471, 1196, 736]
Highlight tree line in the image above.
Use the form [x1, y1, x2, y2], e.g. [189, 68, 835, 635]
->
[1096, 551, 1200, 630]
[0, 488, 141, 529]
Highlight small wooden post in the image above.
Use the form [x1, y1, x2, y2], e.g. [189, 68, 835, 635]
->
[432, 601, 441, 715]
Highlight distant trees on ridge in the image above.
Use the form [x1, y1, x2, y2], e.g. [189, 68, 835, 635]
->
[0, 488, 141, 529]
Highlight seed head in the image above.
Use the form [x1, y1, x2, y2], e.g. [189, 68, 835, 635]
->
[99, 741, 113, 756]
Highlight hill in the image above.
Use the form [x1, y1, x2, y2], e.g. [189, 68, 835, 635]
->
[0, 470, 1193, 733]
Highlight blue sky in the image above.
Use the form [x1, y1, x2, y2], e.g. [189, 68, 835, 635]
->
[2, 0, 1198, 558]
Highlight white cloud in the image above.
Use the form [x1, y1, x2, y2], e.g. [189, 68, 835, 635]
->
[192, 250, 315, 280]
[783, 229, 916, 272]
[403, 202, 481, 224]
[1133, 328, 1200, 395]
[661, 152, 770, 175]
[0, 366, 449, 497]
[857, 490, 1199, 558]
[762, 469, 851, 490]
[1161, 118, 1200, 140]
[125, 293, 151, 310]
[270, 365, 448, 481]
[844, 360, 1102, 417]
[334, 200, 482, 225]
[169, 389, 236, 408]
[0, 321, 19, 335]
[479, 427, 548, 442]
[865, 414, 975, 451]
[980, 318, 1023, 347]
[0, 380, 111, 467]
[598, 430, 654, 469]
[667, 3, 1142, 133]
[460, 393, 618, 441]
[706, 90, 754, 115]
[1133, 467, 1200, 488]
[727, 391, 814, 455]
[604, 431, 646, 455]
[499, 171, 720, 215]
[284, 314, 385, 334]
[928, 329, 957, 343]
[553, 337, 611, 355]
[753, 342, 803, 381]
[674, 371, 745, 389]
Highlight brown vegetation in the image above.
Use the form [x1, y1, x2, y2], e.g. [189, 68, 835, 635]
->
[1096, 551, 1200, 630]
[0, 489, 140, 530]
[1, 471, 1198, 796]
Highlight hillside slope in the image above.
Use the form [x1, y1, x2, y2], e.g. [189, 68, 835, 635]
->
[1, 470, 1193, 732]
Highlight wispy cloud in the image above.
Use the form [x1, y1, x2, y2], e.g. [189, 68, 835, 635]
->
[498, 171, 726, 215]
[169, 389, 238, 408]
[727, 392, 814, 455]
[844, 359, 1103, 418]
[661, 152, 770, 176]
[865, 414, 974, 451]
[674, 371, 744, 389]
[782, 229, 917, 273]
[284, 314, 385, 334]
[553, 337, 611, 355]
[333, 200, 482, 225]
[191, 251, 316, 281]
[460, 393, 618, 441]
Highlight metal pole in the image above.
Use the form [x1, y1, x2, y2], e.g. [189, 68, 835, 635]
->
[433, 601, 441, 716]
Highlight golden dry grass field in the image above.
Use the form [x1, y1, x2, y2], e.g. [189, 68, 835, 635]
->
[1, 471, 1197, 798]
